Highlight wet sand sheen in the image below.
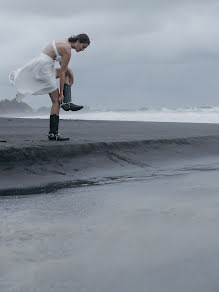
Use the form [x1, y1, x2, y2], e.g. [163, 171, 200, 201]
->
[1, 169, 219, 292]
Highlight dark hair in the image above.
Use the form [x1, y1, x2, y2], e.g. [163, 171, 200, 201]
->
[68, 34, 90, 45]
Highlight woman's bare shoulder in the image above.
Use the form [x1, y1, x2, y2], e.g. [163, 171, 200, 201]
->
[56, 40, 71, 55]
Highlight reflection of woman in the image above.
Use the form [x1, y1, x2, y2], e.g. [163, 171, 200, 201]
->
[9, 34, 90, 141]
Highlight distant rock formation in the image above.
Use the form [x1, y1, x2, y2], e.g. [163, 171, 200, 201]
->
[0, 98, 33, 115]
[0, 99, 53, 116]
[0, 98, 92, 117]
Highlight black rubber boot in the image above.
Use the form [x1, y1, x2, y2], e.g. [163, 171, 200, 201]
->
[61, 84, 83, 111]
[48, 114, 70, 141]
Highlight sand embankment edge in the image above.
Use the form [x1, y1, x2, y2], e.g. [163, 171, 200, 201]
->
[1, 135, 219, 196]
[1, 135, 219, 163]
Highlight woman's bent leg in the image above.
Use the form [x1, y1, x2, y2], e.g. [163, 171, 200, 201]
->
[61, 77, 83, 112]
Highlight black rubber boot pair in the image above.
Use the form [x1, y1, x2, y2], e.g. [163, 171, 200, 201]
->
[48, 114, 70, 141]
[61, 84, 83, 111]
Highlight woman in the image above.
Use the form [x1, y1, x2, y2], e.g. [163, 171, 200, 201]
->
[9, 33, 90, 141]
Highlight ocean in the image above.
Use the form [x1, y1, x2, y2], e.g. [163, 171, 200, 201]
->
[24, 106, 219, 123]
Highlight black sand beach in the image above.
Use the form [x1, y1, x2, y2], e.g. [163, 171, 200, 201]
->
[2, 118, 219, 291]
[1, 117, 219, 195]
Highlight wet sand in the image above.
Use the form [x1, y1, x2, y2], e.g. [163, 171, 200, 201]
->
[1, 169, 219, 292]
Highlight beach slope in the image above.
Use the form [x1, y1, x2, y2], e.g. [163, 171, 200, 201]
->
[1, 117, 219, 195]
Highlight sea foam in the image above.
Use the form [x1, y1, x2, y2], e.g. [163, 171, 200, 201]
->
[23, 106, 219, 123]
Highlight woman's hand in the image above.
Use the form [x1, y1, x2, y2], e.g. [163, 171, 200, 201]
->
[58, 94, 64, 104]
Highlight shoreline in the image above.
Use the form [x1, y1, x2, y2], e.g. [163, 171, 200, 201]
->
[1, 117, 219, 195]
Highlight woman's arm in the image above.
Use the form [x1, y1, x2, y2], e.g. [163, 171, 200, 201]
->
[56, 67, 74, 87]
[59, 52, 71, 104]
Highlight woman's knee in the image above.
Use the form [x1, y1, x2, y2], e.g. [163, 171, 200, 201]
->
[64, 75, 73, 85]
[49, 89, 59, 104]
[52, 99, 60, 106]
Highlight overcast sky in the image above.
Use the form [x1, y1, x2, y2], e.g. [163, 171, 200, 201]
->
[1, 0, 219, 109]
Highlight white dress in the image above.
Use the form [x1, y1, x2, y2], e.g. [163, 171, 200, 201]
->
[9, 40, 69, 102]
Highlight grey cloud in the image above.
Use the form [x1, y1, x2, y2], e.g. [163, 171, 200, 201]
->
[2, 0, 218, 17]
[2, 0, 219, 109]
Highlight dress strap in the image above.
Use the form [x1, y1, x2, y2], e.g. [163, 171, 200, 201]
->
[52, 40, 60, 58]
